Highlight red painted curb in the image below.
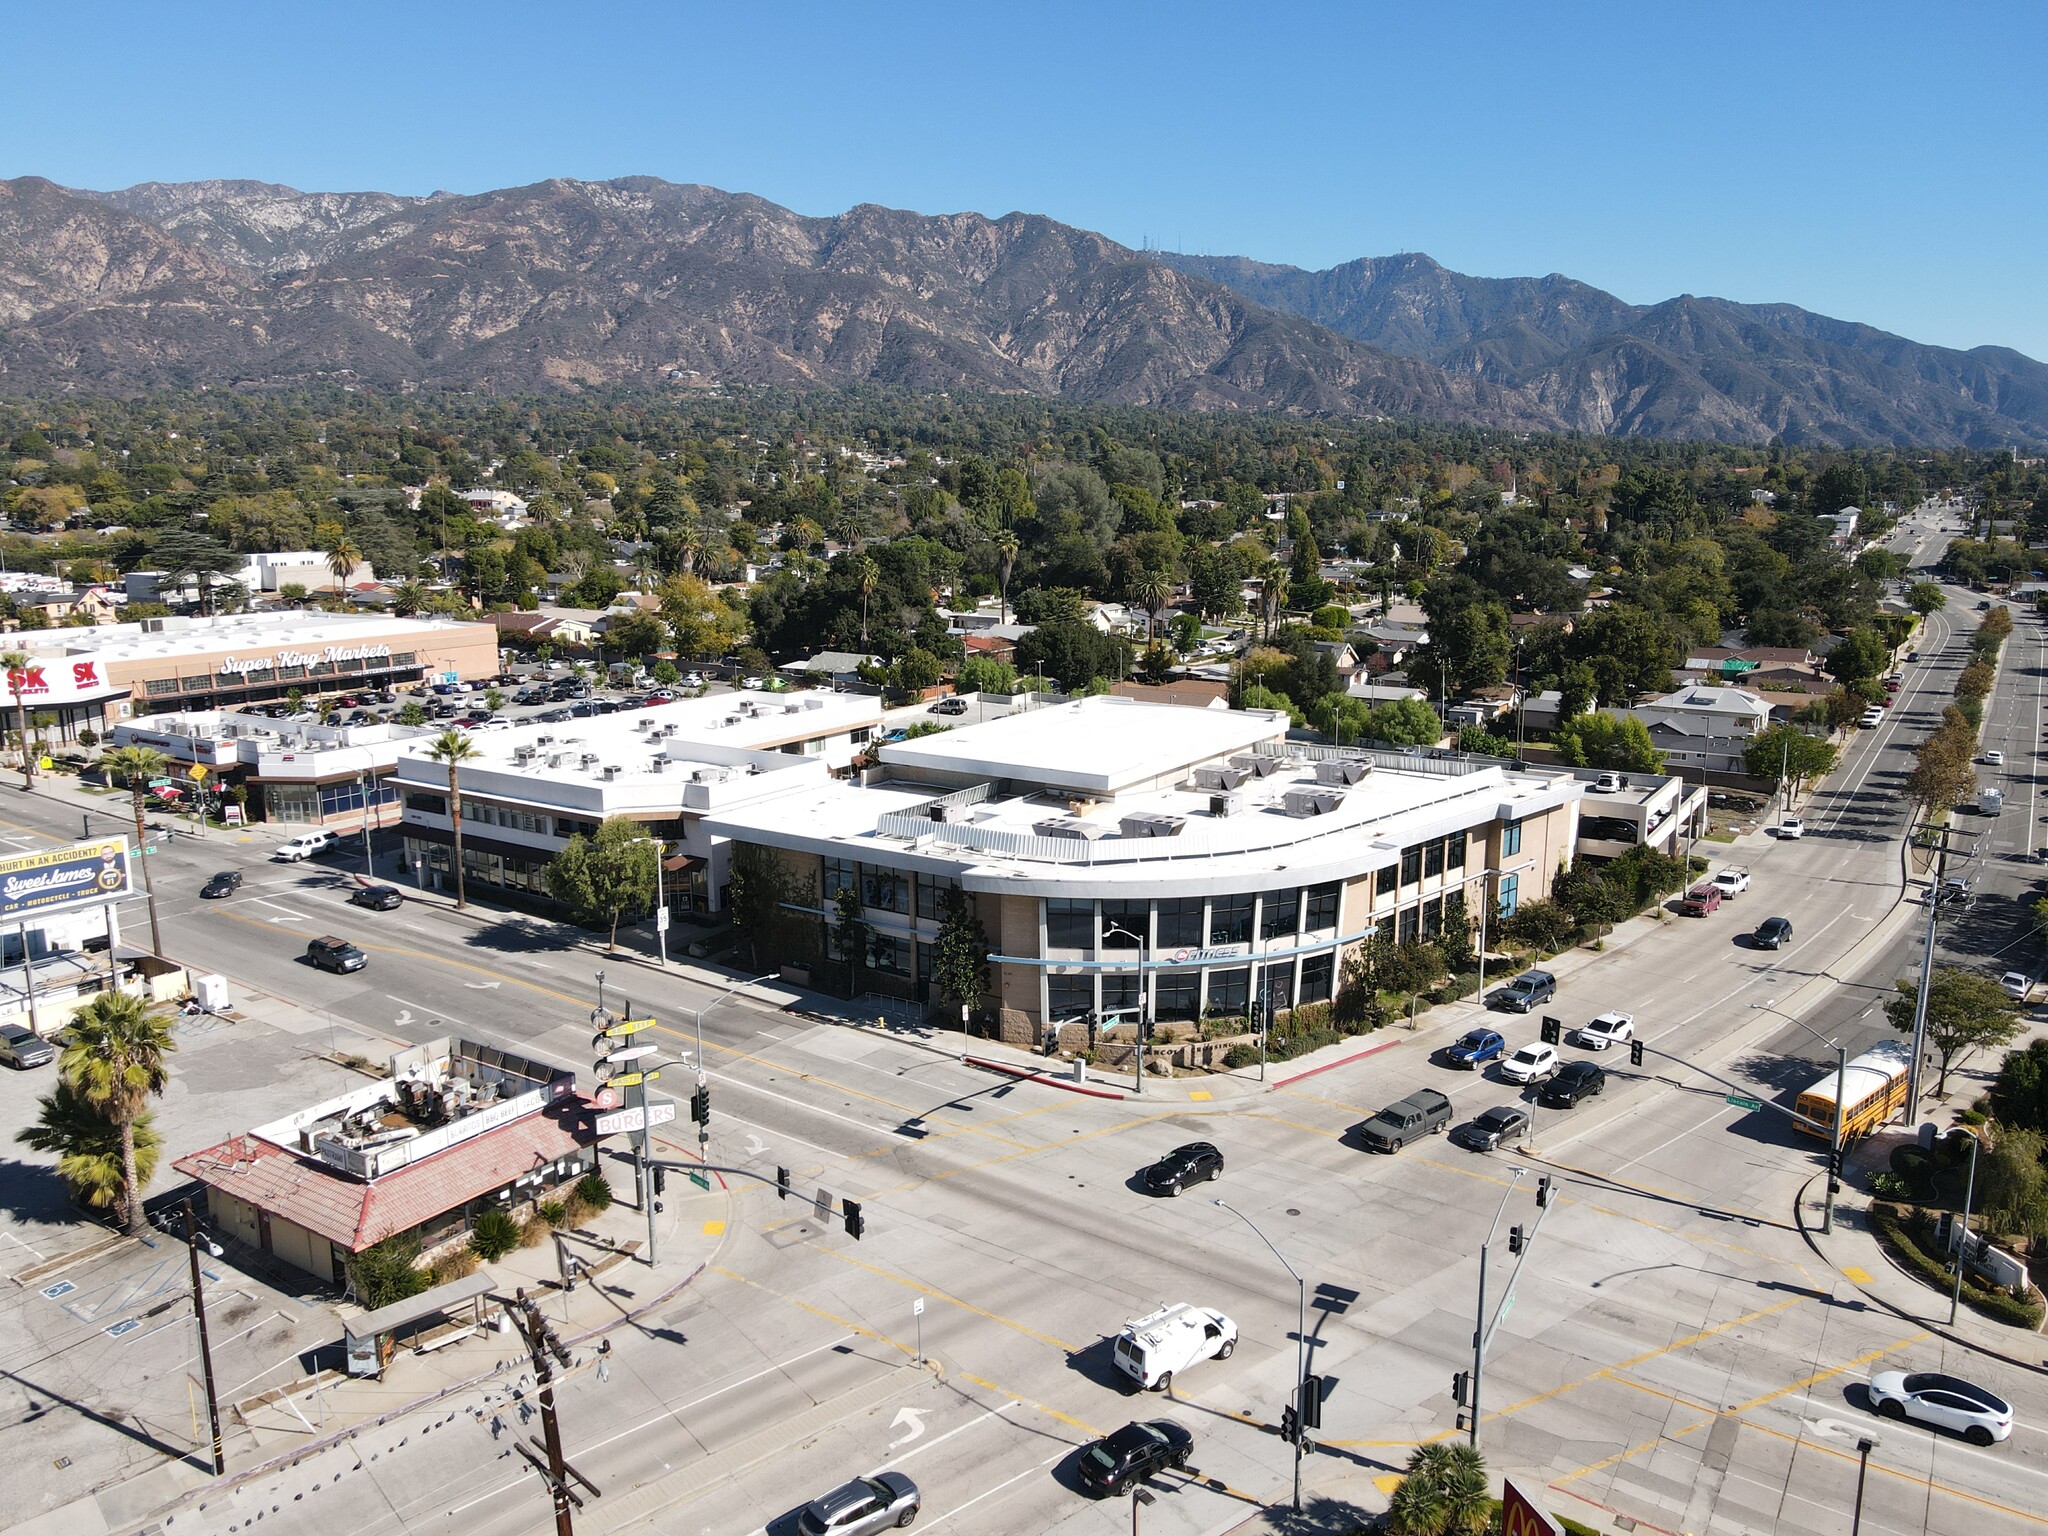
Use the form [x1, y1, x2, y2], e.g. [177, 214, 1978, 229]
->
[964, 1055, 1128, 1099]
[1273, 1035, 1400, 1087]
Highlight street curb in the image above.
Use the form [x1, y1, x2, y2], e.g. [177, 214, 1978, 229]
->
[1790, 1172, 2048, 1376]
[1273, 1035, 1401, 1087]
[963, 1054, 1128, 1099]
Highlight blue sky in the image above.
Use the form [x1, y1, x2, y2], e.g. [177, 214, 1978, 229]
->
[9, 1, 2046, 359]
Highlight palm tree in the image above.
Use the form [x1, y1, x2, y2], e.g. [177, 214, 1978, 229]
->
[1385, 1442, 1490, 1536]
[427, 729, 480, 909]
[853, 555, 880, 648]
[1131, 571, 1172, 643]
[17, 1078, 161, 1219]
[326, 534, 365, 597]
[995, 535, 1019, 625]
[0, 648, 33, 789]
[1258, 560, 1288, 641]
[391, 579, 426, 618]
[102, 744, 167, 955]
[788, 516, 823, 554]
[55, 992, 177, 1235]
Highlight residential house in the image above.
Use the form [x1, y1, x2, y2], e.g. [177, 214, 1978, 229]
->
[1625, 686, 1774, 775]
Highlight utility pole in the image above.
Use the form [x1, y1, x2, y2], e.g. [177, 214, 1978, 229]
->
[1906, 823, 1969, 1120]
[1214, 1199, 1307, 1510]
[182, 1200, 224, 1475]
[507, 1288, 599, 1535]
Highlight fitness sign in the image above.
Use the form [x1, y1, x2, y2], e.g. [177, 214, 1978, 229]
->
[0, 838, 133, 923]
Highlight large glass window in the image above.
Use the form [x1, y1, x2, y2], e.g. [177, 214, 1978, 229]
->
[1420, 896, 1443, 938]
[1100, 901, 1148, 948]
[1209, 895, 1253, 947]
[1499, 873, 1520, 918]
[1156, 898, 1203, 950]
[1424, 840, 1444, 878]
[1045, 899, 1095, 952]
[860, 865, 908, 915]
[1502, 820, 1523, 857]
[1446, 833, 1467, 871]
[1400, 845, 1423, 885]
[264, 783, 318, 824]
[865, 932, 911, 976]
[1260, 888, 1300, 940]
[821, 857, 858, 903]
[406, 792, 446, 816]
[1376, 864, 1398, 897]
[916, 877, 957, 922]
[1305, 882, 1340, 931]
[1154, 970, 1200, 1021]
[1101, 970, 1141, 1024]
[1299, 952, 1335, 1004]
[1047, 973, 1093, 1021]
[1398, 906, 1420, 944]
[1207, 967, 1249, 1018]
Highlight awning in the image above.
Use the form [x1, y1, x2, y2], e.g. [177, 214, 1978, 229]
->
[662, 853, 706, 874]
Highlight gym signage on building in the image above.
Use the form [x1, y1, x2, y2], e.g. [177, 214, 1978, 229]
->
[0, 838, 133, 923]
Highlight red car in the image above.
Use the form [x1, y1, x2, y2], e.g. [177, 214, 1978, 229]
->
[1676, 884, 1723, 917]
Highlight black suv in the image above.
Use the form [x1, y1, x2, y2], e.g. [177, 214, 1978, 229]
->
[1540, 1061, 1606, 1108]
[1754, 917, 1794, 950]
[306, 936, 367, 974]
[349, 884, 404, 911]
[1487, 969, 1557, 1012]
[1141, 1141, 1223, 1197]
[1076, 1419, 1193, 1496]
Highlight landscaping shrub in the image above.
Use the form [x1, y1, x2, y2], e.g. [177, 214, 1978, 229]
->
[469, 1208, 522, 1261]
[347, 1235, 428, 1310]
[429, 1248, 479, 1285]
[537, 1198, 569, 1228]
[1869, 1203, 2045, 1329]
[574, 1172, 613, 1212]
[519, 1215, 551, 1248]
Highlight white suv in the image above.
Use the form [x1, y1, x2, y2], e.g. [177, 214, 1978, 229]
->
[274, 831, 336, 862]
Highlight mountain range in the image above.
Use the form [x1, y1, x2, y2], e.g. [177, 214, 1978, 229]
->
[0, 174, 2041, 447]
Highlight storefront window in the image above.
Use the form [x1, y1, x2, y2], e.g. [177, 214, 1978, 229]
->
[1260, 888, 1300, 939]
[1155, 898, 1202, 950]
[1299, 952, 1334, 1003]
[1101, 970, 1141, 1023]
[265, 783, 319, 824]
[1154, 970, 1199, 1022]
[1207, 967, 1249, 1017]
[1208, 895, 1253, 947]
[1047, 972, 1093, 1022]
[1045, 899, 1094, 952]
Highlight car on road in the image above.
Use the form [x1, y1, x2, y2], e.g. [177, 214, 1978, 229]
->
[1500, 1042, 1560, 1084]
[1676, 883, 1723, 916]
[1907, 650, 1920, 662]
[274, 831, 335, 862]
[1776, 816, 1805, 839]
[1113, 1302, 1237, 1391]
[1455, 1105, 1530, 1152]
[1439, 1028, 1505, 1070]
[199, 870, 243, 899]
[1574, 1013, 1634, 1051]
[1540, 1061, 1607, 1108]
[796, 1472, 921, 1534]
[1710, 867, 1750, 897]
[1858, 707, 1884, 727]
[1359, 1088, 1453, 1152]
[1075, 1419, 1193, 1497]
[1487, 969, 1556, 1012]
[0, 1022, 55, 1069]
[1142, 1141, 1223, 1196]
[1753, 916, 1794, 950]
[1984, 750, 2004, 766]
[2001, 971, 2030, 1001]
[305, 935, 367, 974]
[1865, 1371, 2013, 1444]
[350, 884, 404, 912]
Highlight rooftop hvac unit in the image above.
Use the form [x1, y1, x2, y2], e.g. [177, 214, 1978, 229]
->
[535, 734, 555, 747]
[601, 765, 622, 781]
[1316, 759, 1372, 786]
[1119, 812, 1187, 839]
[929, 802, 956, 823]
[1283, 788, 1346, 818]
[1231, 754, 1283, 779]
[649, 758, 668, 773]
[1033, 816, 1108, 841]
[580, 752, 599, 767]
[513, 746, 536, 763]
[547, 755, 563, 769]
[1193, 765, 1250, 791]
[1209, 791, 1245, 818]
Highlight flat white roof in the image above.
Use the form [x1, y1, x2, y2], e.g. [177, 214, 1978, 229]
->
[19, 610, 488, 665]
[878, 695, 1288, 796]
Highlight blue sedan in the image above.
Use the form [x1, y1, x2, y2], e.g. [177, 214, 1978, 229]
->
[1440, 1028, 1505, 1070]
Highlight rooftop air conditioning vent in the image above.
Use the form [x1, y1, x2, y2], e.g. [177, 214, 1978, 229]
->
[929, 802, 955, 823]
[1119, 812, 1187, 839]
[1283, 788, 1346, 818]
[649, 758, 667, 773]
[1316, 759, 1372, 786]
[1033, 816, 1107, 841]
[1209, 792, 1245, 818]
[580, 753, 599, 767]
[601, 765, 622, 781]
[1193, 765, 1250, 791]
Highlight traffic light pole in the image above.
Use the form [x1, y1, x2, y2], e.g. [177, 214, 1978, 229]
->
[1466, 1167, 1525, 1448]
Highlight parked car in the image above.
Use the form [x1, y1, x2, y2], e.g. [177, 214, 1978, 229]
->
[928, 697, 969, 716]
[1142, 1142, 1223, 1196]
[1113, 1303, 1237, 1391]
[1439, 1028, 1505, 1070]
[274, 831, 335, 862]
[1777, 816, 1805, 839]
[1865, 1371, 2014, 1444]
[1075, 1420, 1193, 1497]
[514, 688, 549, 706]
[1359, 1088, 1453, 1152]
[1499, 1043, 1560, 1084]
[0, 1022, 55, 1069]
[350, 884, 405, 911]
[1859, 707, 1884, 727]
[1676, 884, 1723, 916]
[1574, 1013, 1634, 1051]
[681, 671, 705, 687]
[305, 935, 367, 974]
[1540, 1061, 1607, 1108]
[199, 870, 244, 899]
[1487, 969, 1557, 1013]
[796, 1472, 920, 1535]
[1754, 917, 1794, 949]
[1710, 867, 1750, 897]
[1455, 1105, 1530, 1152]
[643, 689, 678, 706]
[1590, 772, 1623, 793]
[2001, 971, 2030, 1001]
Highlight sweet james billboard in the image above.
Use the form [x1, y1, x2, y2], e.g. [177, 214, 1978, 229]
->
[0, 839, 133, 924]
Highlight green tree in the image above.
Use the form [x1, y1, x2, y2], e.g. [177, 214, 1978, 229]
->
[426, 729, 480, 910]
[149, 531, 242, 615]
[1978, 1127, 2048, 1245]
[605, 609, 666, 658]
[397, 700, 428, 727]
[544, 817, 659, 950]
[326, 533, 365, 596]
[1743, 724, 1839, 796]
[1908, 581, 1947, 614]
[391, 579, 426, 617]
[52, 992, 177, 1234]
[1993, 1038, 2048, 1137]
[853, 554, 880, 648]
[1825, 628, 1891, 688]
[1016, 621, 1130, 691]
[1437, 892, 1477, 975]
[994, 534, 1020, 624]
[1887, 968, 2021, 1098]
[828, 883, 872, 995]
[1504, 898, 1576, 952]
[726, 843, 806, 972]
[1385, 1441, 1491, 1536]
[929, 888, 990, 1018]
[347, 1234, 428, 1310]
[957, 656, 1019, 696]
[1552, 712, 1663, 772]
[16, 1077, 160, 1220]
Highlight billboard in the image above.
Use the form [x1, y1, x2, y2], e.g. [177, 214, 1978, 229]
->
[0, 839, 134, 924]
[1500, 1480, 1564, 1536]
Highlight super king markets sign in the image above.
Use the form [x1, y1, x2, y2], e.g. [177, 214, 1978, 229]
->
[0, 839, 133, 924]
[218, 643, 392, 677]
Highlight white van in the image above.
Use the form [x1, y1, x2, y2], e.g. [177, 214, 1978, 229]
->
[1111, 1303, 1237, 1391]
[274, 831, 336, 862]
[1981, 786, 2004, 816]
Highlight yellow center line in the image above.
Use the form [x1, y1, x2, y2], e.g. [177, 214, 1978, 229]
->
[1734, 1413, 2048, 1528]
[810, 1244, 1081, 1354]
[955, 1372, 1101, 1436]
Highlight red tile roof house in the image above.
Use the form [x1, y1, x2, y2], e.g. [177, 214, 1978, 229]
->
[175, 1037, 598, 1287]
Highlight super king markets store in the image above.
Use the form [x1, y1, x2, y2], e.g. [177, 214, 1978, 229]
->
[6, 613, 499, 739]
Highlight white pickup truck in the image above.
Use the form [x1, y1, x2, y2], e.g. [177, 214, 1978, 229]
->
[1112, 1303, 1237, 1391]
[1710, 867, 1750, 897]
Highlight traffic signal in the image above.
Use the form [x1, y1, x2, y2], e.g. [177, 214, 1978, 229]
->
[1452, 1370, 1470, 1406]
[1536, 1175, 1553, 1209]
[1280, 1404, 1300, 1444]
[1300, 1375, 1325, 1430]
[691, 1083, 710, 1125]
[843, 1199, 865, 1240]
[1540, 1015, 1561, 1045]
[777, 1165, 792, 1201]
[652, 1165, 666, 1195]
[1508, 1224, 1525, 1255]
[1630, 1038, 1645, 1067]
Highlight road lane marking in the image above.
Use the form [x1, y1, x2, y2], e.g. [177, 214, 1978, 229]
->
[811, 1246, 1081, 1354]
[915, 1446, 1072, 1533]
[866, 1399, 1018, 1473]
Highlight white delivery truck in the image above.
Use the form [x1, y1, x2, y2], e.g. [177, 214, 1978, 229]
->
[1982, 786, 2004, 815]
[1112, 1303, 1238, 1391]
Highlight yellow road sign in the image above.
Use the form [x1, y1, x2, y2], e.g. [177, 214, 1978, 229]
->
[188, 765, 209, 780]
[602, 1016, 655, 1038]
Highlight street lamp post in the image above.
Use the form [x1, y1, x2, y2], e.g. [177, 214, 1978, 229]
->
[1950, 1129, 1982, 1325]
[1468, 1167, 1526, 1448]
[1213, 1198, 1306, 1511]
[1752, 998, 1847, 1235]
[1852, 1436, 1877, 1534]
[1102, 920, 1149, 1094]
